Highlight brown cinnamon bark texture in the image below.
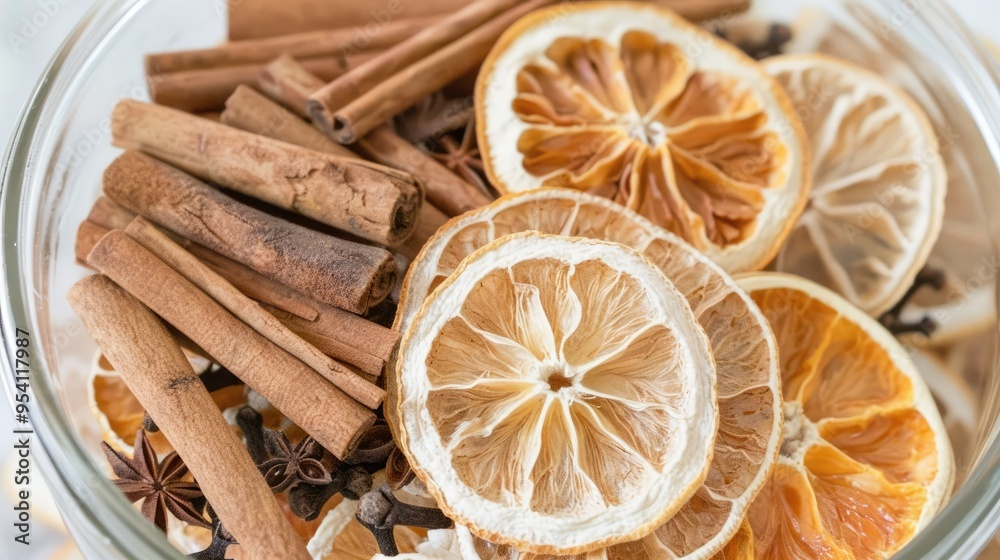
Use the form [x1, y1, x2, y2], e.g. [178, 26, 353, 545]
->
[221, 85, 357, 157]
[74, 216, 398, 375]
[228, 0, 468, 40]
[259, 55, 328, 118]
[86, 231, 376, 459]
[147, 16, 438, 74]
[314, 0, 557, 143]
[308, 0, 523, 119]
[262, 301, 398, 378]
[149, 53, 376, 113]
[358, 126, 492, 217]
[82, 199, 319, 322]
[123, 217, 385, 408]
[111, 100, 422, 246]
[229, 0, 748, 40]
[246, 57, 489, 217]
[68, 275, 313, 560]
[103, 151, 396, 314]
[220, 85, 463, 251]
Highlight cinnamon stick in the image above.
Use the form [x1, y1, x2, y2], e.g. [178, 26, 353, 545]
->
[359, 126, 491, 216]
[185, 246, 318, 322]
[69, 275, 311, 560]
[221, 85, 356, 157]
[261, 302, 398, 378]
[220, 85, 457, 253]
[123, 216, 385, 408]
[75, 221, 109, 265]
[228, 0, 467, 40]
[84, 199, 320, 322]
[88, 195, 136, 230]
[111, 100, 422, 246]
[316, 0, 557, 143]
[230, 0, 749, 41]
[309, 0, 521, 120]
[75, 217, 398, 376]
[103, 150, 396, 314]
[259, 55, 329, 118]
[248, 57, 488, 217]
[147, 16, 439, 74]
[149, 53, 376, 113]
[86, 230, 376, 459]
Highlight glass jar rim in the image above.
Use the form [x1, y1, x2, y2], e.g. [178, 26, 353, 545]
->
[2, 0, 999, 558]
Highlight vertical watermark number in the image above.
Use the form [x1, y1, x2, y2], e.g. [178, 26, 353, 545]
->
[10, 328, 33, 546]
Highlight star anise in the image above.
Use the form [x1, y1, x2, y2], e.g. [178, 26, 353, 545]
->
[431, 120, 490, 196]
[102, 430, 209, 532]
[258, 430, 333, 493]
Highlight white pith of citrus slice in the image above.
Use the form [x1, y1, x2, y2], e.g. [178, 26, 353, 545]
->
[393, 188, 781, 559]
[475, 1, 810, 273]
[395, 233, 718, 554]
[764, 54, 947, 316]
[735, 273, 955, 559]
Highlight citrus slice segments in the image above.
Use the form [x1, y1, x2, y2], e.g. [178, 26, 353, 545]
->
[395, 233, 718, 554]
[475, 1, 810, 273]
[735, 273, 954, 559]
[393, 188, 781, 559]
[764, 54, 947, 316]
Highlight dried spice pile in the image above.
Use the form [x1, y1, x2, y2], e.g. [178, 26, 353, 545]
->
[69, 1, 977, 559]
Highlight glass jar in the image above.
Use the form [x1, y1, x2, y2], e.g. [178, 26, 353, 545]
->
[2, 0, 999, 558]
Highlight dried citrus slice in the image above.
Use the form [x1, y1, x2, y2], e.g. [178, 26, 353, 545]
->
[395, 233, 718, 554]
[764, 54, 947, 316]
[710, 520, 753, 560]
[736, 272, 954, 559]
[475, 1, 810, 273]
[394, 188, 781, 558]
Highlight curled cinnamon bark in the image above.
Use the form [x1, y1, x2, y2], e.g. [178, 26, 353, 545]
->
[220, 85, 456, 257]
[75, 216, 399, 376]
[85, 231, 376, 459]
[147, 16, 437, 74]
[111, 100, 422, 246]
[315, 0, 557, 143]
[69, 275, 312, 560]
[123, 216, 385, 408]
[148, 53, 376, 113]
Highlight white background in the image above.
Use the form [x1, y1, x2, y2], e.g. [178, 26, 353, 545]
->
[1, 0, 999, 558]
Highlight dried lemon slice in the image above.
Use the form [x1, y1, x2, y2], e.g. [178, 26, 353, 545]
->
[475, 2, 810, 273]
[395, 233, 718, 554]
[393, 189, 781, 558]
[765, 54, 947, 316]
[736, 273, 954, 559]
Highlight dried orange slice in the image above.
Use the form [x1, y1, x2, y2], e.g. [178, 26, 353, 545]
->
[736, 273, 954, 559]
[393, 188, 781, 558]
[394, 233, 718, 554]
[765, 54, 947, 316]
[475, 1, 810, 273]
